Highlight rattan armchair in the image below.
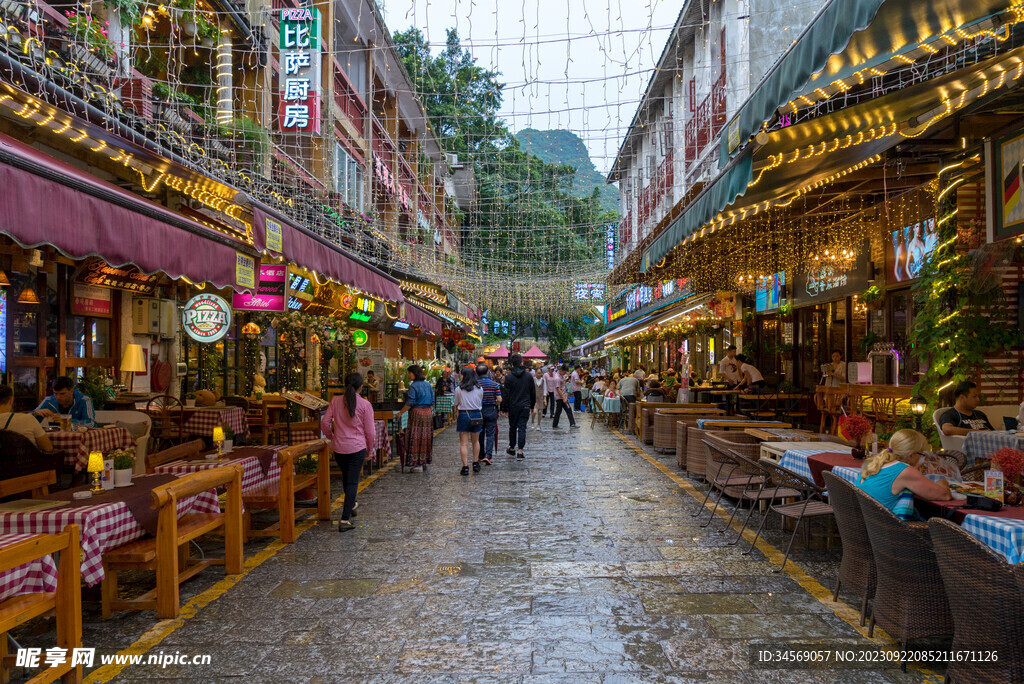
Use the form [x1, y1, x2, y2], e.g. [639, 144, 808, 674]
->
[929, 518, 1024, 684]
[820, 472, 877, 627]
[854, 487, 953, 656]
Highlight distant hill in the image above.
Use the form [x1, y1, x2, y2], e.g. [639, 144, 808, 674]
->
[515, 128, 619, 214]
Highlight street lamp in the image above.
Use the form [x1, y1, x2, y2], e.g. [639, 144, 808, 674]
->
[910, 395, 928, 432]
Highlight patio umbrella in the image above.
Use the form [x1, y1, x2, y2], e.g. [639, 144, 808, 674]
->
[522, 345, 548, 360]
[484, 345, 510, 359]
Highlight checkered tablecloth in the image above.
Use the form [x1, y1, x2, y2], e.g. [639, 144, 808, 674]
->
[283, 427, 323, 444]
[960, 514, 1024, 564]
[831, 465, 861, 485]
[0, 489, 220, 586]
[182, 407, 250, 441]
[0, 533, 58, 601]
[292, 421, 390, 461]
[434, 395, 454, 415]
[601, 396, 621, 413]
[964, 431, 1024, 466]
[49, 427, 136, 472]
[152, 447, 285, 493]
[779, 445, 856, 482]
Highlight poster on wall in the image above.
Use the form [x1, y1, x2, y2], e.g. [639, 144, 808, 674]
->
[71, 285, 112, 317]
[755, 273, 785, 312]
[791, 241, 871, 307]
[354, 347, 386, 388]
[996, 129, 1024, 240]
[886, 218, 937, 283]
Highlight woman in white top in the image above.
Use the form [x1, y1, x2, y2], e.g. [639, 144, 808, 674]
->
[735, 354, 766, 392]
[454, 366, 484, 476]
[823, 349, 847, 388]
[531, 368, 546, 431]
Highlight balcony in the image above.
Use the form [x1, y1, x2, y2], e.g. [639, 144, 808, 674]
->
[684, 73, 727, 166]
[332, 55, 366, 131]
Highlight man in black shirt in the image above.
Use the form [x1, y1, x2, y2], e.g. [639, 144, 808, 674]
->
[503, 354, 536, 459]
[939, 381, 994, 436]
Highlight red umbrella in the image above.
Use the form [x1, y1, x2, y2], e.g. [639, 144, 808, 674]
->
[521, 344, 548, 360]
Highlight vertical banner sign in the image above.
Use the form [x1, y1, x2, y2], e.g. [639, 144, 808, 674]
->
[265, 217, 283, 253]
[235, 253, 256, 289]
[279, 8, 321, 134]
[606, 223, 616, 270]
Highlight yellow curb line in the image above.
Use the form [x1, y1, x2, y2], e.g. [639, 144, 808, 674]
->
[611, 428, 943, 683]
[85, 426, 449, 683]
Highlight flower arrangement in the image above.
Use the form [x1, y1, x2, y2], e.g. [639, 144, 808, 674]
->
[110, 447, 136, 471]
[839, 414, 873, 445]
[65, 12, 115, 60]
[991, 447, 1024, 483]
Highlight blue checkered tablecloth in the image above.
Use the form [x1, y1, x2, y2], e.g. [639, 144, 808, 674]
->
[961, 514, 1024, 564]
[963, 431, 1024, 466]
[778, 445, 855, 482]
[831, 465, 861, 486]
[696, 419, 788, 429]
[434, 395, 454, 415]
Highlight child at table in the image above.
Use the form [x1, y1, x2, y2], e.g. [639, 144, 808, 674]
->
[857, 429, 952, 518]
[605, 381, 619, 399]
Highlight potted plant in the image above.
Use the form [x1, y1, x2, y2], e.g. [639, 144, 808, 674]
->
[295, 453, 318, 500]
[111, 448, 136, 486]
[860, 285, 884, 311]
[185, 391, 197, 408]
[222, 427, 235, 453]
[197, 16, 219, 47]
[839, 414, 873, 460]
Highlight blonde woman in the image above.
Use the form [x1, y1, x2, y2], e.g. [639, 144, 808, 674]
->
[857, 429, 952, 518]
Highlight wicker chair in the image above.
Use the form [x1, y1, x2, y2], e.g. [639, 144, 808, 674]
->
[854, 487, 953, 654]
[652, 411, 678, 453]
[960, 459, 991, 482]
[820, 472, 877, 627]
[936, 449, 968, 470]
[685, 423, 750, 480]
[929, 518, 1024, 684]
[694, 440, 765, 532]
[747, 459, 834, 571]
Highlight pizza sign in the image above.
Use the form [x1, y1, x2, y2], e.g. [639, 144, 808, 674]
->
[182, 294, 231, 342]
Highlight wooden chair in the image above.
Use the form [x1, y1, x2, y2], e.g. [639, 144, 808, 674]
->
[144, 439, 206, 473]
[241, 439, 331, 544]
[101, 464, 244, 619]
[222, 396, 249, 410]
[275, 420, 322, 447]
[246, 401, 270, 445]
[870, 393, 907, 435]
[146, 395, 186, 451]
[822, 387, 848, 434]
[0, 525, 82, 684]
[0, 430, 66, 491]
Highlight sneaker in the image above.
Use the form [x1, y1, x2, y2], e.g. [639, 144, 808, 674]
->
[337, 520, 355, 532]
[460, 466, 469, 476]
[506, 447, 516, 456]
[570, 424, 581, 430]
[472, 461, 481, 473]
[517, 451, 525, 459]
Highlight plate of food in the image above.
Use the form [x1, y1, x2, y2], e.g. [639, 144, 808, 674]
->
[950, 482, 986, 497]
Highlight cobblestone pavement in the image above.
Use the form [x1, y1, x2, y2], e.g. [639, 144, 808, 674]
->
[23, 418, 945, 682]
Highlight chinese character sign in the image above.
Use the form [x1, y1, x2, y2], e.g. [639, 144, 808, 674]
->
[278, 8, 321, 134]
[573, 283, 606, 300]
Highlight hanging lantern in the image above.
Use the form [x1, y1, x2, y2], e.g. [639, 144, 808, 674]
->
[242, 321, 261, 336]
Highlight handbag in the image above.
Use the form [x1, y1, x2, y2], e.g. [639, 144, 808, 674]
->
[965, 494, 1003, 512]
[469, 413, 483, 429]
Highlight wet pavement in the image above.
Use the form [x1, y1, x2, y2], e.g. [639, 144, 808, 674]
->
[18, 417, 943, 682]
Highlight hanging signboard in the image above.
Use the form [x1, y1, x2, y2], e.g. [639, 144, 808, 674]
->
[265, 218, 283, 253]
[791, 242, 871, 307]
[182, 293, 232, 342]
[71, 284, 112, 317]
[235, 253, 256, 290]
[606, 278, 691, 325]
[74, 258, 158, 295]
[233, 263, 287, 312]
[278, 7, 322, 134]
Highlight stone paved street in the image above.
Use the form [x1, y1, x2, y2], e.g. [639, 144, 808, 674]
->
[68, 420, 943, 682]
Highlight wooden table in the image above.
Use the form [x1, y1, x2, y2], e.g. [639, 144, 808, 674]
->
[698, 420, 792, 430]
[744, 427, 816, 442]
[759, 439, 848, 462]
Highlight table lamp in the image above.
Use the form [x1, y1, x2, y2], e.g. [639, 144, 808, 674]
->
[87, 450, 105, 494]
[120, 344, 146, 392]
[212, 426, 225, 456]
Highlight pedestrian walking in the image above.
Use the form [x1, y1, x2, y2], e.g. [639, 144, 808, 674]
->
[551, 364, 579, 429]
[397, 364, 434, 472]
[476, 364, 501, 465]
[503, 353, 536, 457]
[543, 365, 559, 418]
[569, 365, 583, 412]
[531, 366, 546, 430]
[454, 366, 484, 476]
[321, 372, 375, 532]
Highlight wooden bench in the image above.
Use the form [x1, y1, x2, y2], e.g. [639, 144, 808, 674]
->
[0, 525, 81, 684]
[101, 465, 244, 619]
[242, 439, 331, 544]
[144, 439, 206, 473]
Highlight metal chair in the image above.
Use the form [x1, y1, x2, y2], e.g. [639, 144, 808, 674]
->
[694, 440, 764, 530]
[747, 459, 834, 572]
[930, 518, 1024, 684]
[821, 472, 877, 627]
[728, 451, 801, 547]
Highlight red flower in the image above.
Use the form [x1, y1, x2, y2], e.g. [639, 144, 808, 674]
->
[839, 414, 872, 444]
[992, 448, 1024, 482]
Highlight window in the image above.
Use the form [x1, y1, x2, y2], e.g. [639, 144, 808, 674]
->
[334, 143, 364, 211]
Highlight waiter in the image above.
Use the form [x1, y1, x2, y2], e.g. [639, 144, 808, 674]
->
[719, 345, 742, 386]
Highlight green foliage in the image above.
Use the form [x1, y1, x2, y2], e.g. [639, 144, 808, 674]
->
[75, 370, 109, 411]
[546, 320, 577, 361]
[295, 453, 318, 475]
[857, 330, 882, 357]
[515, 128, 619, 213]
[220, 115, 271, 163]
[105, 0, 143, 28]
[111, 448, 136, 470]
[66, 12, 114, 60]
[860, 285, 883, 303]
[586, 319, 606, 341]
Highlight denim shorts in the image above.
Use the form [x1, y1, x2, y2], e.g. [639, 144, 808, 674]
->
[457, 410, 483, 433]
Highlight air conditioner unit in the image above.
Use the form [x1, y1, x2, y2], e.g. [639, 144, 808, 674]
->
[158, 299, 177, 338]
[132, 298, 160, 335]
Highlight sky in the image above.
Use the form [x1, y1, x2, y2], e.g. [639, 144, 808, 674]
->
[378, 0, 683, 176]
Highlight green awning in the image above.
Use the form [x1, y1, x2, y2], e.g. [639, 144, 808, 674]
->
[720, 0, 1016, 163]
[640, 152, 752, 274]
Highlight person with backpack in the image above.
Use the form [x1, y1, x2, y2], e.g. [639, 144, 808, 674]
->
[321, 373, 376, 532]
[476, 364, 501, 466]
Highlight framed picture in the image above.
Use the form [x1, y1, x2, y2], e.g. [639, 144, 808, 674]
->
[993, 129, 1024, 240]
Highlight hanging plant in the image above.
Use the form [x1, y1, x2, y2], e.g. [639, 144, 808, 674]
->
[104, 0, 143, 28]
[65, 11, 115, 60]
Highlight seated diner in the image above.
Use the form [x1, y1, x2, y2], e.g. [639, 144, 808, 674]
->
[0, 384, 53, 451]
[857, 429, 952, 518]
[32, 376, 96, 427]
[939, 380, 994, 436]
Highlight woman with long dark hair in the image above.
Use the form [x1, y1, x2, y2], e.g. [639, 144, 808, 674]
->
[397, 364, 434, 472]
[454, 366, 484, 476]
[321, 372, 376, 532]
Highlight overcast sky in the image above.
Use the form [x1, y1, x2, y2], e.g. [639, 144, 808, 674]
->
[378, 0, 682, 176]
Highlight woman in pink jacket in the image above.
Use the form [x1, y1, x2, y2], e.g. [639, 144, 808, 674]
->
[321, 372, 376, 532]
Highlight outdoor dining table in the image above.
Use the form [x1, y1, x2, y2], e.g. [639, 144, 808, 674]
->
[829, 464, 1024, 564]
[964, 430, 1024, 466]
[48, 426, 137, 472]
[181, 406, 250, 441]
[777, 444, 857, 485]
[695, 418, 791, 430]
[601, 395, 621, 413]
[744, 427, 816, 442]
[152, 445, 285, 493]
[434, 395, 454, 415]
[0, 475, 220, 586]
[0, 532, 58, 601]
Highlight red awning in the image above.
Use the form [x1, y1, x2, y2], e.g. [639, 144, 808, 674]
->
[252, 205, 403, 303]
[484, 345, 510, 359]
[0, 133, 254, 292]
[405, 302, 443, 335]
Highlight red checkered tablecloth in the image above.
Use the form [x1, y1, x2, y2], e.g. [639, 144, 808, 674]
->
[0, 533, 58, 601]
[49, 427, 137, 472]
[0, 489, 220, 586]
[183, 407, 250, 440]
[153, 447, 284, 493]
[290, 422, 388, 460]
